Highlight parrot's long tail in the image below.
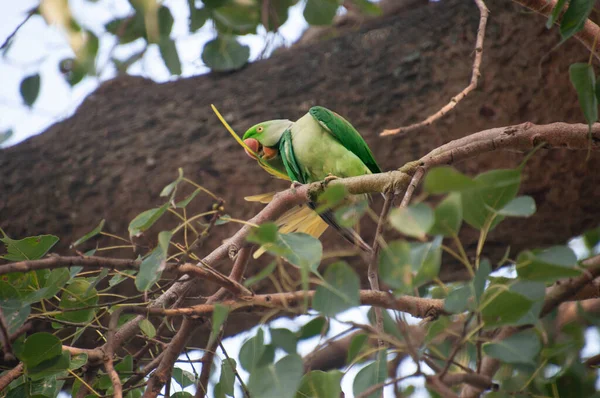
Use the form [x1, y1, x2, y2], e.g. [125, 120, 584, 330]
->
[307, 203, 373, 254]
[245, 192, 372, 258]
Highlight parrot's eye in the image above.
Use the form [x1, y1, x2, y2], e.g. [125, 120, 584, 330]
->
[257, 126, 264, 133]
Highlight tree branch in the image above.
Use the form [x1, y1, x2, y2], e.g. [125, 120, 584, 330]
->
[381, 0, 489, 136]
[513, 0, 600, 61]
[129, 290, 444, 319]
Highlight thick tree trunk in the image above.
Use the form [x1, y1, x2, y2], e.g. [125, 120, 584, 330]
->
[1, 0, 598, 347]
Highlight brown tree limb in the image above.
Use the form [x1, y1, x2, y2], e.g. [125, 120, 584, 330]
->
[128, 290, 444, 319]
[0, 363, 23, 391]
[144, 319, 196, 398]
[381, 0, 489, 136]
[0, 256, 251, 296]
[513, 0, 600, 61]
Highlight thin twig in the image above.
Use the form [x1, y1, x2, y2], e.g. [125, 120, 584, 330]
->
[105, 308, 124, 398]
[400, 167, 425, 208]
[369, 193, 395, 350]
[0, 7, 38, 51]
[381, 0, 489, 136]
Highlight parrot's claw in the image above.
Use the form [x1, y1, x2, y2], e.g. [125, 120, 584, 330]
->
[290, 181, 303, 189]
[322, 174, 340, 185]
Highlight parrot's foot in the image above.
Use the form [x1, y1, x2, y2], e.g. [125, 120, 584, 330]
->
[322, 174, 340, 186]
[290, 181, 303, 189]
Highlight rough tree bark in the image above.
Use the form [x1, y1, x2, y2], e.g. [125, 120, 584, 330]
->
[1, 0, 598, 350]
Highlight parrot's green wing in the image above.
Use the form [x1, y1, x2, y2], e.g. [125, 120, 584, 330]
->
[279, 129, 308, 183]
[279, 128, 373, 252]
[309, 106, 381, 174]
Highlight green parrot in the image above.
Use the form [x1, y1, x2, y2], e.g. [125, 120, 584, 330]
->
[242, 106, 381, 253]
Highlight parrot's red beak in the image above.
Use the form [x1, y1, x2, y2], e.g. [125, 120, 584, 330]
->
[243, 138, 259, 159]
[243, 138, 278, 160]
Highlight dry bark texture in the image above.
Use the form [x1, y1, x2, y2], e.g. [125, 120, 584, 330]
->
[0, 0, 598, 345]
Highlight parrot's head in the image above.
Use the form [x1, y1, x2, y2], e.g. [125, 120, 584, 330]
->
[242, 120, 293, 160]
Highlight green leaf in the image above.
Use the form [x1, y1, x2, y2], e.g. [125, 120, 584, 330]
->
[509, 281, 545, 325]
[158, 6, 174, 37]
[473, 259, 492, 302]
[0, 299, 30, 335]
[69, 353, 88, 371]
[547, 0, 567, 28]
[0, 129, 13, 145]
[244, 261, 276, 287]
[18, 332, 62, 368]
[389, 203, 434, 238]
[569, 63, 598, 127]
[215, 214, 232, 225]
[351, 0, 381, 16]
[20, 74, 41, 107]
[72, 219, 105, 247]
[411, 236, 443, 288]
[480, 286, 534, 329]
[516, 245, 581, 282]
[296, 370, 343, 398]
[139, 319, 156, 338]
[496, 196, 536, 217]
[347, 333, 368, 364]
[460, 168, 521, 230]
[270, 328, 297, 354]
[333, 200, 368, 228]
[423, 167, 477, 194]
[213, 4, 260, 35]
[583, 225, 600, 250]
[313, 262, 360, 316]
[367, 308, 403, 341]
[266, 232, 323, 272]
[353, 350, 387, 398]
[219, 358, 236, 396]
[135, 231, 172, 291]
[304, 0, 339, 25]
[27, 350, 70, 380]
[208, 303, 229, 347]
[159, 37, 182, 75]
[56, 279, 99, 323]
[444, 285, 471, 313]
[315, 185, 347, 213]
[560, 0, 595, 41]
[483, 330, 541, 365]
[202, 0, 228, 8]
[172, 367, 195, 389]
[30, 375, 63, 397]
[109, 269, 135, 287]
[128, 203, 169, 237]
[429, 193, 462, 236]
[263, 0, 296, 31]
[202, 36, 250, 72]
[298, 317, 328, 340]
[239, 328, 266, 372]
[248, 223, 278, 244]
[0, 232, 59, 261]
[175, 189, 201, 208]
[171, 392, 193, 398]
[160, 168, 184, 197]
[188, 1, 210, 31]
[105, 14, 147, 44]
[248, 354, 303, 398]
[379, 240, 411, 291]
